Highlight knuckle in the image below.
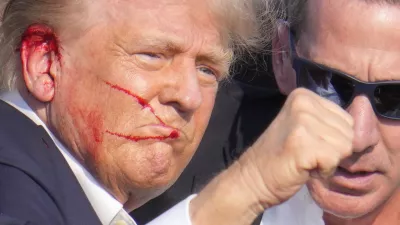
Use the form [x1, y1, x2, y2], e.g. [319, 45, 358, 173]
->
[288, 89, 311, 109]
[289, 97, 313, 116]
[291, 111, 317, 130]
[292, 87, 312, 96]
[330, 138, 353, 160]
[290, 122, 309, 139]
[285, 125, 310, 153]
[341, 140, 354, 157]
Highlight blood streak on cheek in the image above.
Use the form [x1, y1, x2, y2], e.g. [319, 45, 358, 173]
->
[106, 130, 179, 142]
[104, 81, 180, 141]
[84, 111, 104, 160]
[70, 106, 104, 160]
[87, 111, 104, 144]
[105, 81, 164, 124]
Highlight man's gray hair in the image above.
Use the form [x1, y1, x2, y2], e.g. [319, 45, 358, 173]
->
[0, 0, 279, 92]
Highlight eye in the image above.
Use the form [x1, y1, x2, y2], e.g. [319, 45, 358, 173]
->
[136, 52, 162, 61]
[133, 52, 165, 70]
[198, 66, 219, 79]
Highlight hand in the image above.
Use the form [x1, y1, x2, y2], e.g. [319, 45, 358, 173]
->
[190, 88, 354, 225]
[240, 88, 354, 208]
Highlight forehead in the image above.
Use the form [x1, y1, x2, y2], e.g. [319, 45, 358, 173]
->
[298, 0, 400, 82]
[77, 0, 231, 70]
[86, 0, 226, 48]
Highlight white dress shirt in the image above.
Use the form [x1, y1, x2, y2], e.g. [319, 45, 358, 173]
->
[151, 186, 325, 225]
[261, 186, 324, 225]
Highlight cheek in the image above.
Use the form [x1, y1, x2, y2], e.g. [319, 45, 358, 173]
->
[173, 89, 217, 166]
[379, 123, 400, 179]
[382, 128, 400, 152]
[194, 89, 215, 126]
[66, 101, 106, 161]
[55, 70, 108, 160]
[189, 89, 217, 147]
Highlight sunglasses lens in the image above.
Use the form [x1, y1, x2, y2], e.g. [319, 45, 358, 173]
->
[375, 85, 400, 118]
[297, 60, 354, 107]
[330, 75, 354, 106]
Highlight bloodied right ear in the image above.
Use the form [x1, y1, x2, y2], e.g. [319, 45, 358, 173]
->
[19, 24, 62, 102]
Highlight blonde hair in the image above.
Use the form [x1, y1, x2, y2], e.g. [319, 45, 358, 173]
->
[0, 0, 80, 91]
[0, 0, 279, 92]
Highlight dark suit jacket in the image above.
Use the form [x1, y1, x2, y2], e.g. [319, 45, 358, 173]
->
[0, 100, 101, 225]
[132, 54, 286, 225]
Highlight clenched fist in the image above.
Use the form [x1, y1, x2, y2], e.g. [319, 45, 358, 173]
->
[241, 88, 354, 208]
[190, 88, 354, 225]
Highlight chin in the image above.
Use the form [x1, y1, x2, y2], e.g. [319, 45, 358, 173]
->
[307, 179, 386, 219]
[127, 162, 176, 189]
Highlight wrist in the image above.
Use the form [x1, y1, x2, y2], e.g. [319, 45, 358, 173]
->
[190, 153, 266, 225]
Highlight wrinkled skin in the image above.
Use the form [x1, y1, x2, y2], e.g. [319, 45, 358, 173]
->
[272, 0, 400, 224]
[21, 0, 231, 210]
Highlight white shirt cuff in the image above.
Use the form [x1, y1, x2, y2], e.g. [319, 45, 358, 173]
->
[145, 195, 197, 225]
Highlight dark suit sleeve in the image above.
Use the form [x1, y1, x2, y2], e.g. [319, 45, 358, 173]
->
[0, 214, 36, 225]
[0, 164, 64, 225]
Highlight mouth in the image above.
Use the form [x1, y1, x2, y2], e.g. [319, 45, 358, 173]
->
[328, 167, 380, 194]
[106, 125, 180, 142]
[337, 167, 375, 177]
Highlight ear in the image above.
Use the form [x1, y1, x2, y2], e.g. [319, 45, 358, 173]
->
[20, 24, 61, 102]
[271, 20, 297, 95]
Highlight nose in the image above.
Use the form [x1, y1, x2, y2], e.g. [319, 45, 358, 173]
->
[158, 62, 203, 114]
[347, 95, 380, 152]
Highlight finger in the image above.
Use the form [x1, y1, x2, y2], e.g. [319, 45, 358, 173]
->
[287, 89, 354, 139]
[306, 121, 354, 164]
[291, 105, 354, 150]
[316, 150, 341, 179]
[312, 92, 354, 127]
[305, 116, 354, 156]
[291, 117, 353, 177]
[309, 109, 354, 143]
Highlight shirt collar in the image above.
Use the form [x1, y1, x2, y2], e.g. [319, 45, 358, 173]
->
[0, 91, 131, 225]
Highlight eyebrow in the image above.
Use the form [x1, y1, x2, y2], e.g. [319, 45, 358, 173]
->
[134, 36, 233, 75]
[197, 49, 233, 76]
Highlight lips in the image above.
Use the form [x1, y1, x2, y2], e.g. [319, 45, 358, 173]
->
[328, 166, 381, 194]
[106, 124, 181, 142]
[336, 166, 375, 178]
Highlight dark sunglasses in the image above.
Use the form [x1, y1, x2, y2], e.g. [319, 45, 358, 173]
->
[289, 31, 400, 120]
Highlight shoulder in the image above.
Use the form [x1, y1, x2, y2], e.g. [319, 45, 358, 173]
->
[0, 163, 64, 225]
[0, 100, 102, 225]
[0, 100, 64, 180]
[0, 100, 64, 223]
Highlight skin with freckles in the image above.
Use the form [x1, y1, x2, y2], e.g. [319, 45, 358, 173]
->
[272, 0, 400, 224]
[19, 0, 231, 210]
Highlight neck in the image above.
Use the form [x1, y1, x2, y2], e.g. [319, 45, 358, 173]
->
[324, 189, 400, 225]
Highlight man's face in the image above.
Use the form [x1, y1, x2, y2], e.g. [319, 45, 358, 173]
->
[49, 0, 229, 207]
[294, 0, 400, 219]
